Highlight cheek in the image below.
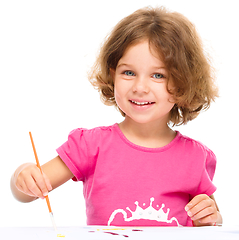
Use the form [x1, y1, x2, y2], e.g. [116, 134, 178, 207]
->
[160, 82, 175, 104]
[114, 80, 125, 107]
[155, 83, 173, 101]
[154, 86, 175, 111]
[114, 78, 132, 114]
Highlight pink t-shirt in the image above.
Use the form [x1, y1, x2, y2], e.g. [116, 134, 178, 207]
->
[56, 124, 216, 227]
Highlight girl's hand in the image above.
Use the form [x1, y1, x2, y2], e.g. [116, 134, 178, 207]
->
[13, 163, 52, 200]
[185, 194, 222, 226]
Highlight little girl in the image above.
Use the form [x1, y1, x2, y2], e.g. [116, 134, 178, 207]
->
[11, 6, 222, 227]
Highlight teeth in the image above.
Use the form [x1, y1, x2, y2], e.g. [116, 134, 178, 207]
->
[131, 100, 153, 105]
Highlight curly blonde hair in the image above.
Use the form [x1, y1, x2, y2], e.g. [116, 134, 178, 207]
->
[89, 6, 218, 125]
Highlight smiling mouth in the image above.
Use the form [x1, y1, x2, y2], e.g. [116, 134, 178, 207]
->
[130, 100, 155, 106]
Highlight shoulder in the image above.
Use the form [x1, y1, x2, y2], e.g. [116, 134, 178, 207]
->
[177, 132, 216, 158]
[67, 124, 117, 144]
[70, 124, 115, 136]
[59, 124, 117, 160]
[176, 132, 217, 180]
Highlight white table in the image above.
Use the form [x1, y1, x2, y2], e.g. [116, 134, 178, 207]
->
[1, 225, 239, 240]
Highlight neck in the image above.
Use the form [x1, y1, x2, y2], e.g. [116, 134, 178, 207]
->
[118, 117, 176, 148]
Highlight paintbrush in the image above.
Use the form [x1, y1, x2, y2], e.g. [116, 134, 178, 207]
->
[29, 132, 57, 231]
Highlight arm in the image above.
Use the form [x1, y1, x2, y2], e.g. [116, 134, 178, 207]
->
[11, 156, 74, 203]
[185, 194, 223, 226]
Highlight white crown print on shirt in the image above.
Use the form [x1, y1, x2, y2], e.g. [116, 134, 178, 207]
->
[108, 197, 181, 226]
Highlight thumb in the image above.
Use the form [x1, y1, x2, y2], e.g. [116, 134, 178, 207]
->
[42, 171, 53, 192]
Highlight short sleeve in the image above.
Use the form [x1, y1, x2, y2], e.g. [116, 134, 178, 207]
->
[56, 128, 91, 182]
[195, 148, 217, 196]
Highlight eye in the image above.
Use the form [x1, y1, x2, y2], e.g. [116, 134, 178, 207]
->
[124, 70, 135, 76]
[152, 73, 164, 79]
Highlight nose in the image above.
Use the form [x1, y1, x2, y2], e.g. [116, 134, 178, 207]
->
[132, 76, 150, 94]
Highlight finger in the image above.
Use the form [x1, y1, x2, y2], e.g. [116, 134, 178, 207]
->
[24, 175, 45, 199]
[16, 179, 39, 198]
[15, 174, 37, 197]
[31, 170, 49, 197]
[15, 181, 27, 195]
[185, 194, 208, 211]
[187, 198, 213, 218]
[190, 206, 215, 221]
[196, 211, 218, 225]
[42, 172, 52, 191]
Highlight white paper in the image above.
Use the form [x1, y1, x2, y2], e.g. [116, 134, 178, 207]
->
[1, 226, 239, 240]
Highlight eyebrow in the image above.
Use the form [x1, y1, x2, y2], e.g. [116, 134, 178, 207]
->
[116, 63, 133, 68]
[117, 63, 166, 70]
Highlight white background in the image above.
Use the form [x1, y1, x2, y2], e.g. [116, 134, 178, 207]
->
[1, 0, 238, 227]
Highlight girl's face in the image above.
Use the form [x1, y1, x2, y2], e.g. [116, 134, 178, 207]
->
[112, 41, 175, 126]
